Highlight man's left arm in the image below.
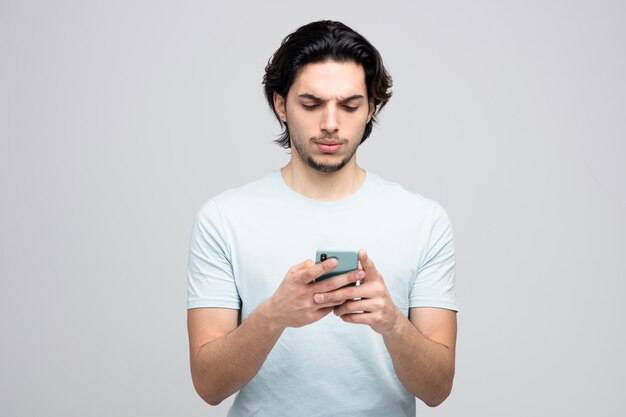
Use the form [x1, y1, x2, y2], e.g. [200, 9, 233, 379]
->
[313, 249, 457, 407]
[383, 306, 456, 407]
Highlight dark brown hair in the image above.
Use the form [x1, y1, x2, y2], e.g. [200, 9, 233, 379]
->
[263, 20, 393, 148]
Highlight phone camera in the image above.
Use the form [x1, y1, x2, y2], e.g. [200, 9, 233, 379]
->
[320, 253, 327, 261]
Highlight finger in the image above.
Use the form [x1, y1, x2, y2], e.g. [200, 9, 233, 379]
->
[312, 269, 365, 298]
[313, 283, 357, 305]
[288, 259, 314, 274]
[297, 257, 338, 284]
[313, 298, 347, 308]
[313, 274, 364, 305]
[358, 249, 380, 282]
[354, 278, 387, 298]
[334, 298, 381, 316]
[339, 312, 372, 325]
[319, 277, 388, 305]
[312, 287, 352, 306]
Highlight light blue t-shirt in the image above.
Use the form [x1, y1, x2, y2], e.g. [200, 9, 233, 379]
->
[187, 170, 458, 417]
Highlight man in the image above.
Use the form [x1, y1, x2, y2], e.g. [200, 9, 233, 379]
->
[187, 20, 458, 416]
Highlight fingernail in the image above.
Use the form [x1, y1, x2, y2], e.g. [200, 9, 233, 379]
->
[356, 271, 365, 279]
[314, 293, 324, 303]
[329, 258, 338, 267]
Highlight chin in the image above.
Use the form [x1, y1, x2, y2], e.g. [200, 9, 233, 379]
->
[307, 157, 350, 173]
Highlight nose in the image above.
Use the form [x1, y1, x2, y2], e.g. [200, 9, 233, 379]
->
[321, 105, 339, 134]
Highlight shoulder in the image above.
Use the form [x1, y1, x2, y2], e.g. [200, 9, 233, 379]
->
[197, 171, 279, 215]
[366, 172, 448, 219]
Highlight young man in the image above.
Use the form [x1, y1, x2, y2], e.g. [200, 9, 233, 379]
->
[187, 20, 458, 416]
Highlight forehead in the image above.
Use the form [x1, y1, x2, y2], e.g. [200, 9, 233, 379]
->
[289, 60, 367, 99]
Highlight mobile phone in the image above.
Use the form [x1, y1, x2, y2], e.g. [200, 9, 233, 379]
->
[314, 249, 359, 285]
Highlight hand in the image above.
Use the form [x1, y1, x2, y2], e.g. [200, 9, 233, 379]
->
[266, 258, 363, 330]
[313, 249, 402, 335]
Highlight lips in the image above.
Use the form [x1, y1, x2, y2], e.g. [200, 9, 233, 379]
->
[315, 140, 343, 153]
[316, 142, 341, 152]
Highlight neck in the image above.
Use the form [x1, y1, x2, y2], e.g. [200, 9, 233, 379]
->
[281, 159, 366, 201]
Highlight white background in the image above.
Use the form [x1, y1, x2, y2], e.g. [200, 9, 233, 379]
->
[1, 1, 625, 415]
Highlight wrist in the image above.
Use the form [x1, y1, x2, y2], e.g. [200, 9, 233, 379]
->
[257, 297, 287, 335]
[381, 307, 408, 338]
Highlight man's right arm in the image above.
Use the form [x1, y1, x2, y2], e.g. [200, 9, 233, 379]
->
[187, 303, 283, 405]
[188, 258, 360, 406]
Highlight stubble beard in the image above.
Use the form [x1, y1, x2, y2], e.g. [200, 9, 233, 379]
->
[291, 135, 360, 174]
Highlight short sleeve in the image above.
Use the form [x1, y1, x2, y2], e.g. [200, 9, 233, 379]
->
[409, 202, 458, 311]
[187, 199, 241, 310]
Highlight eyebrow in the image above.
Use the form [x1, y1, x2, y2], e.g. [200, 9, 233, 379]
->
[297, 93, 365, 103]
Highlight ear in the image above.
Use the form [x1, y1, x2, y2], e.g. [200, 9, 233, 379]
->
[367, 97, 375, 123]
[273, 92, 287, 123]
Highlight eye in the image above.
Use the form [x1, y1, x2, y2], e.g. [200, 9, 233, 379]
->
[342, 105, 358, 112]
[302, 103, 319, 110]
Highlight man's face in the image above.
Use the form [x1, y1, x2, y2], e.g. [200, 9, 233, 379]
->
[274, 60, 374, 173]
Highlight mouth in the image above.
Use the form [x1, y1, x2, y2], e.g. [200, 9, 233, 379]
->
[315, 141, 342, 153]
